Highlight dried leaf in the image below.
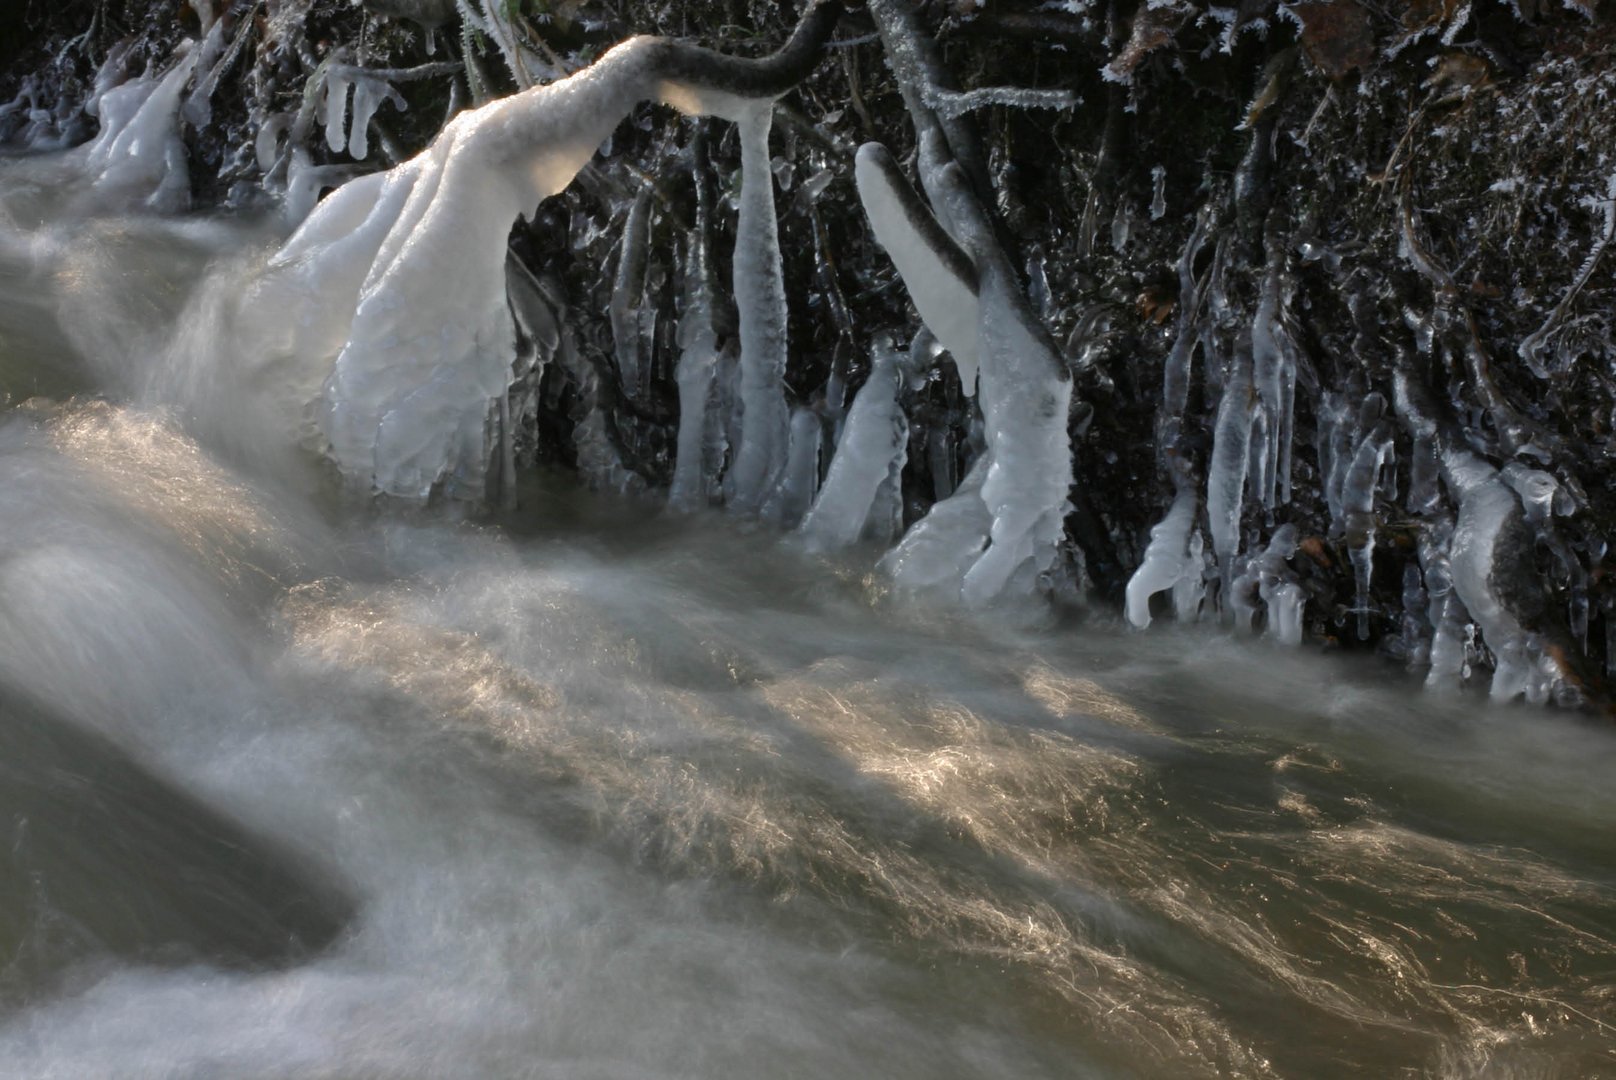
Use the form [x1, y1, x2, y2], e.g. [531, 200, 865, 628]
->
[1291, 1, 1375, 81]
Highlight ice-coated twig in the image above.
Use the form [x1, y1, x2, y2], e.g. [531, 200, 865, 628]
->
[1518, 171, 1616, 379]
[924, 85, 1078, 119]
[853, 141, 979, 392]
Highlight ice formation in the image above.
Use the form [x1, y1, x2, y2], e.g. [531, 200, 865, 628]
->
[854, 142, 980, 393]
[232, 4, 840, 499]
[1124, 487, 1200, 629]
[79, 48, 199, 212]
[877, 159, 1074, 606]
[610, 185, 655, 401]
[1206, 345, 1254, 583]
[722, 102, 791, 515]
[799, 339, 907, 553]
[1395, 369, 1563, 701]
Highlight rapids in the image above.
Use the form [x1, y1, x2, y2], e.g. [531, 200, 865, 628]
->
[0, 161, 1612, 1079]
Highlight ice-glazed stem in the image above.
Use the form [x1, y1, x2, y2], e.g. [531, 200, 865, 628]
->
[854, 141, 979, 392]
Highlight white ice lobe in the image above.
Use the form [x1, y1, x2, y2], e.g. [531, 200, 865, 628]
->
[81, 49, 200, 212]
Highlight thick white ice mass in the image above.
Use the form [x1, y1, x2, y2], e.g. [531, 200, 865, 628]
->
[227, 18, 826, 499]
[80, 48, 200, 212]
[877, 162, 1073, 606]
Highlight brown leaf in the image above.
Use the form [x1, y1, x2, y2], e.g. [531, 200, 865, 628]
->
[1291, 1, 1376, 81]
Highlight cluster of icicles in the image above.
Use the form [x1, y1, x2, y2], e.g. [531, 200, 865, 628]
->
[54, 10, 1071, 610]
[33, 7, 1579, 691]
[1122, 209, 1574, 703]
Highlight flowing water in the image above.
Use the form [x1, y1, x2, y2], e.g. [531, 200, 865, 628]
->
[0, 157, 1613, 1080]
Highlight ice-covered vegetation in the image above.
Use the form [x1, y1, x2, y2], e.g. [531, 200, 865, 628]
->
[4, 0, 1615, 706]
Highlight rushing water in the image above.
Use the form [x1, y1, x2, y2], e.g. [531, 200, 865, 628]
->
[0, 159, 1613, 1080]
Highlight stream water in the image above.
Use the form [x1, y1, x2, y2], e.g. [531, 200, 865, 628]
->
[0, 156, 1612, 1079]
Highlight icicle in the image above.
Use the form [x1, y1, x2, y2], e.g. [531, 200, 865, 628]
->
[1150, 164, 1167, 220]
[1206, 345, 1254, 585]
[1407, 436, 1440, 515]
[610, 185, 654, 401]
[1124, 486, 1197, 629]
[799, 339, 908, 552]
[854, 142, 979, 394]
[1228, 555, 1261, 632]
[765, 408, 824, 529]
[182, 11, 255, 130]
[323, 68, 351, 154]
[1174, 531, 1208, 623]
[1343, 421, 1393, 640]
[1161, 205, 1214, 437]
[1253, 525, 1302, 643]
[346, 77, 406, 160]
[255, 114, 290, 173]
[723, 102, 790, 514]
[671, 264, 720, 511]
[1250, 249, 1296, 510]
